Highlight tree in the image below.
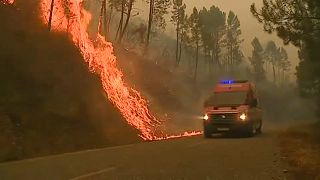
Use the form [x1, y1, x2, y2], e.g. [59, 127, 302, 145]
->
[225, 11, 243, 72]
[251, 0, 320, 46]
[153, 0, 171, 31]
[199, 6, 226, 70]
[199, 7, 212, 70]
[264, 41, 280, 84]
[118, 0, 135, 43]
[98, 0, 107, 37]
[145, 0, 171, 49]
[171, 0, 186, 65]
[278, 47, 291, 85]
[178, 14, 190, 65]
[250, 0, 320, 115]
[249, 37, 266, 81]
[189, 7, 201, 80]
[146, 0, 154, 49]
[48, 0, 55, 31]
[115, 0, 125, 41]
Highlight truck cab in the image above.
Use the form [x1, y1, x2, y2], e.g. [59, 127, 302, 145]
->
[203, 80, 262, 138]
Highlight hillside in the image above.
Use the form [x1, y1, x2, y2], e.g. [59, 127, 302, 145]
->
[0, 1, 140, 162]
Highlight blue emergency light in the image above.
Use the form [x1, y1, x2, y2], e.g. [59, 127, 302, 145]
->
[220, 80, 249, 84]
[220, 80, 235, 84]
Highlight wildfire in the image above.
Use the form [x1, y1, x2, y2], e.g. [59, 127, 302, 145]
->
[1, 0, 14, 5]
[23, 0, 201, 140]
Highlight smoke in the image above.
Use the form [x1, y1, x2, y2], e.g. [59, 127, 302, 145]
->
[256, 81, 317, 124]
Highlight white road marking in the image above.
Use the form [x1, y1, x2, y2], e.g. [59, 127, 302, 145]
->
[69, 167, 116, 180]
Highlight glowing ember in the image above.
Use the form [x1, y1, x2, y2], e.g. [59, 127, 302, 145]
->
[37, 0, 201, 140]
[1, 0, 14, 5]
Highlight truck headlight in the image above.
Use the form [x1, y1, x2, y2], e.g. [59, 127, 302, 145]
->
[203, 114, 209, 120]
[239, 113, 247, 121]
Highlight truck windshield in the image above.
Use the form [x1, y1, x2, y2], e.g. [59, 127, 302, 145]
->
[205, 91, 248, 107]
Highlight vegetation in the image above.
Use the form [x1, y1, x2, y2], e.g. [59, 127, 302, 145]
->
[89, 0, 295, 84]
[199, 6, 225, 72]
[249, 37, 265, 82]
[251, 0, 320, 117]
[225, 11, 244, 72]
[0, 1, 139, 162]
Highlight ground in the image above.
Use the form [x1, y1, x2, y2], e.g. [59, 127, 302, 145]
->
[279, 123, 320, 179]
[0, 128, 291, 180]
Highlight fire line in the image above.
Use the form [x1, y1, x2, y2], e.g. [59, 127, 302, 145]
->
[7, 0, 202, 140]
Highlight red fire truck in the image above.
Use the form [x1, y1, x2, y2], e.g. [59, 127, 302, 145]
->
[203, 80, 262, 138]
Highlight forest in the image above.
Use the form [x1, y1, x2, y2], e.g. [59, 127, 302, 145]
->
[87, 0, 293, 84]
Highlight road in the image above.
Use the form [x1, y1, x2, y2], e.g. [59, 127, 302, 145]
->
[0, 130, 291, 180]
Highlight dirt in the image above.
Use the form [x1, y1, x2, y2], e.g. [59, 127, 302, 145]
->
[279, 123, 320, 179]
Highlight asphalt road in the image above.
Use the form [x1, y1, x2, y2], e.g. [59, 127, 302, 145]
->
[0, 130, 291, 180]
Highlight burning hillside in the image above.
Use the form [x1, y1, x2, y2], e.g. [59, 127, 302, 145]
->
[35, 0, 201, 140]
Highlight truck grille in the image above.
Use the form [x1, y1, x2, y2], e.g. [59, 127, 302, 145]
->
[211, 113, 237, 124]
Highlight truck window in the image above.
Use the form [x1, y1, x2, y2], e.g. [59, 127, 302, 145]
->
[205, 91, 248, 107]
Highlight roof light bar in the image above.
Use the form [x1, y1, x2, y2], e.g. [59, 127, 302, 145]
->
[220, 80, 248, 84]
[220, 80, 234, 84]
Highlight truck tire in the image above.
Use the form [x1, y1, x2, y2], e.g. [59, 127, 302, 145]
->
[245, 122, 256, 137]
[204, 125, 212, 138]
[257, 120, 262, 134]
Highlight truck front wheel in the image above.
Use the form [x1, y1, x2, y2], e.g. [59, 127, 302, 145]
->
[204, 125, 212, 138]
[257, 120, 262, 134]
[245, 122, 256, 137]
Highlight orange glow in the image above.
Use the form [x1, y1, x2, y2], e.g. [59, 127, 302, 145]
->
[37, 0, 201, 140]
[1, 0, 14, 5]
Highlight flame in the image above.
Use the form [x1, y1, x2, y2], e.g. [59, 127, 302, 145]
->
[1, 0, 14, 5]
[35, 0, 201, 140]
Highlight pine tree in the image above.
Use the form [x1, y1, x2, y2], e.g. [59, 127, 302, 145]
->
[189, 7, 201, 80]
[225, 11, 243, 72]
[249, 37, 266, 81]
[171, 0, 186, 65]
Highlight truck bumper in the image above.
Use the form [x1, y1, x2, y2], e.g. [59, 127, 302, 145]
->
[203, 120, 252, 133]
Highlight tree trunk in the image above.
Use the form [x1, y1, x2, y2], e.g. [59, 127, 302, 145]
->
[146, 0, 154, 49]
[178, 36, 183, 65]
[175, 21, 180, 65]
[99, 1, 105, 34]
[119, 0, 133, 43]
[272, 62, 276, 84]
[107, 8, 113, 35]
[194, 42, 199, 81]
[48, 0, 55, 31]
[210, 49, 215, 72]
[230, 44, 233, 72]
[215, 40, 222, 69]
[115, 0, 125, 41]
[103, 0, 108, 38]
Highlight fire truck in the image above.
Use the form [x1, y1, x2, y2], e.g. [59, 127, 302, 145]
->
[203, 80, 262, 138]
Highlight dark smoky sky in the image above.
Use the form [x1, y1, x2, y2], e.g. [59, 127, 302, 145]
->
[133, 0, 299, 80]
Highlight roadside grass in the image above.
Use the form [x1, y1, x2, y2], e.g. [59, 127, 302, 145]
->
[280, 123, 320, 179]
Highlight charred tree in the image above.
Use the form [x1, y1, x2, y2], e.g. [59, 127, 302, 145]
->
[115, 0, 125, 41]
[118, 0, 134, 43]
[48, 0, 55, 31]
[145, 0, 154, 49]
